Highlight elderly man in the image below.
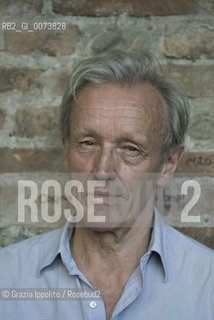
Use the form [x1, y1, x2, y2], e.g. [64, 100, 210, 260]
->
[0, 50, 213, 320]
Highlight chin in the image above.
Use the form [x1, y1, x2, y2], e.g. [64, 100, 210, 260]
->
[88, 225, 117, 233]
[78, 216, 132, 232]
[77, 219, 118, 232]
[76, 204, 131, 231]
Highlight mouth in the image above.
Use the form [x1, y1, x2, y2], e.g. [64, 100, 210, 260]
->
[87, 190, 123, 204]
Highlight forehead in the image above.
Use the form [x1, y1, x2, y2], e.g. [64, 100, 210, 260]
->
[71, 82, 167, 138]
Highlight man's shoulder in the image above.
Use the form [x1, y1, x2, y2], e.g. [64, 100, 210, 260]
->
[0, 228, 63, 272]
[166, 224, 214, 269]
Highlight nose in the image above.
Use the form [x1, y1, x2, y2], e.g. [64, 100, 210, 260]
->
[93, 145, 117, 181]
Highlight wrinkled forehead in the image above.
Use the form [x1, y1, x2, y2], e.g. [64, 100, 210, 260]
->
[71, 82, 168, 138]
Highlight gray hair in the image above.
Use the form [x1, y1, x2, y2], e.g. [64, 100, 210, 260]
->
[60, 49, 189, 161]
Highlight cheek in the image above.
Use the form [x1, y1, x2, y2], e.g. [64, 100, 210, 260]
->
[68, 151, 95, 172]
[118, 165, 141, 188]
[118, 160, 158, 193]
[118, 159, 151, 177]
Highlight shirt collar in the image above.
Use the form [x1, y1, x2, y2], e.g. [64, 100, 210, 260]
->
[146, 207, 169, 282]
[37, 222, 75, 277]
[38, 207, 169, 281]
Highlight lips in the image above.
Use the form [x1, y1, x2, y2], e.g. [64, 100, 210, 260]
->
[91, 190, 122, 198]
[87, 190, 123, 205]
[94, 191, 109, 197]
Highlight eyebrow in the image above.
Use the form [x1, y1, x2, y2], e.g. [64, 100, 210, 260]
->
[73, 127, 101, 139]
[74, 127, 148, 147]
[115, 134, 148, 149]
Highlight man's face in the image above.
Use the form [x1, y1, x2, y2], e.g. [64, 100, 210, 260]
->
[64, 82, 167, 230]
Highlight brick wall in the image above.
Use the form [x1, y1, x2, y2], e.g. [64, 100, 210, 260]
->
[0, 0, 214, 249]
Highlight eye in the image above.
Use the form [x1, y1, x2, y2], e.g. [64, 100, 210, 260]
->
[125, 146, 139, 152]
[79, 139, 97, 151]
[122, 145, 141, 155]
[81, 140, 95, 146]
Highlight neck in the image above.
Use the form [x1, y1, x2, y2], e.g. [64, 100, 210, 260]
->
[70, 206, 154, 319]
[70, 206, 154, 274]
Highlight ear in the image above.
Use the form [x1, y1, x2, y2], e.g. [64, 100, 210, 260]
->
[62, 138, 70, 172]
[158, 146, 184, 186]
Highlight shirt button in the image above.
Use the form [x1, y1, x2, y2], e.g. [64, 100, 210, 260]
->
[89, 301, 97, 309]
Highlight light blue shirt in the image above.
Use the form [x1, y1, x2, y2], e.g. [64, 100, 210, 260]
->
[0, 208, 214, 320]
